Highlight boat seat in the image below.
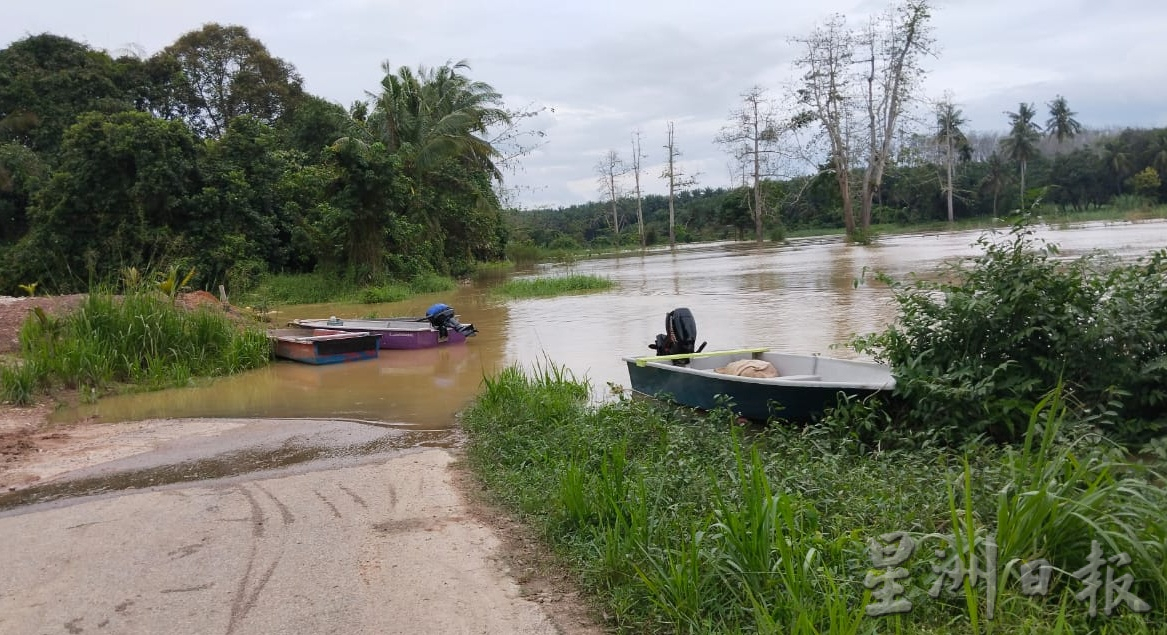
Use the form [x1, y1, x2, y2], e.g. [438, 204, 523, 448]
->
[779, 374, 821, 381]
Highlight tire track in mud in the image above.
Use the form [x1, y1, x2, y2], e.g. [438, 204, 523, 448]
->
[313, 489, 341, 519]
[227, 484, 292, 635]
[338, 484, 367, 508]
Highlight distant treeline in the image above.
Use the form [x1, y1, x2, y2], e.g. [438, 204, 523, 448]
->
[511, 125, 1167, 249]
[0, 27, 520, 295]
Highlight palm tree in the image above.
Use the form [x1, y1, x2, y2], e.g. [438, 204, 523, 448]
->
[372, 60, 510, 184]
[1101, 139, 1133, 195]
[1000, 103, 1042, 209]
[1150, 133, 1167, 177]
[979, 152, 1010, 217]
[1045, 95, 1082, 145]
[936, 101, 968, 222]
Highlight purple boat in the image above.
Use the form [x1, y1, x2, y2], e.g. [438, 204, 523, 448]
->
[289, 303, 477, 350]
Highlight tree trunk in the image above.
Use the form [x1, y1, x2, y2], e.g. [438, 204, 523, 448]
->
[1019, 160, 1027, 210]
[753, 127, 764, 242]
[945, 136, 955, 222]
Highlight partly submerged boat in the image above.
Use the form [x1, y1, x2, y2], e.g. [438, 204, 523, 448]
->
[289, 303, 477, 350]
[623, 308, 894, 421]
[268, 328, 380, 365]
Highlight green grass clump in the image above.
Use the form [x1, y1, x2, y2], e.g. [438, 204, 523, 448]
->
[461, 364, 1167, 634]
[241, 271, 456, 306]
[492, 274, 614, 299]
[2, 291, 270, 400]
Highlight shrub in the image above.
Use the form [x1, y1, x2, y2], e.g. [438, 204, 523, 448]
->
[853, 215, 1167, 445]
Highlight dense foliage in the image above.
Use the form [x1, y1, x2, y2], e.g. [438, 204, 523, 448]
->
[463, 365, 1167, 633]
[0, 29, 513, 295]
[853, 216, 1167, 446]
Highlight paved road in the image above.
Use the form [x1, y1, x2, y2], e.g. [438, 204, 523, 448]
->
[0, 421, 565, 635]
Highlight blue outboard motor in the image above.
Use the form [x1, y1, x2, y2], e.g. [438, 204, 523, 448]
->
[425, 303, 478, 339]
[649, 307, 706, 365]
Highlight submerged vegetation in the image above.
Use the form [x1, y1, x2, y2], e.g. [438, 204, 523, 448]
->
[491, 274, 614, 299]
[0, 290, 269, 405]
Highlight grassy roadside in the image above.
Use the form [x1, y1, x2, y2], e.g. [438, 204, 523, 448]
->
[1, 291, 270, 405]
[461, 366, 1167, 634]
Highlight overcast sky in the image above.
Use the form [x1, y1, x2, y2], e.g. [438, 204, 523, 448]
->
[5, 0, 1166, 208]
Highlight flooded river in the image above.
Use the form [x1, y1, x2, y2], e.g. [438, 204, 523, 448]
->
[51, 220, 1167, 443]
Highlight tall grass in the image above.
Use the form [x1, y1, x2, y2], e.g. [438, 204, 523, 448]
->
[492, 274, 614, 299]
[462, 364, 1167, 633]
[242, 271, 457, 306]
[2, 291, 270, 400]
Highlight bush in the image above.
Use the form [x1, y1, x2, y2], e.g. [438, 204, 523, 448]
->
[853, 215, 1167, 445]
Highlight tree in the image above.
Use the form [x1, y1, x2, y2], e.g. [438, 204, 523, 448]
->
[1101, 138, 1133, 195]
[16, 111, 200, 290]
[857, 0, 934, 233]
[661, 121, 698, 247]
[0, 142, 46, 245]
[157, 24, 304, 138]
[1048, 147, 1105, 212]
[595, 149, 626, 241]
[980, 151, 1009, 216]
[367, 60, 513, 272]
[1000, 102, 1042, 209]
[629, 130, 647, 247]
[793, 15, 858, 236]
[1045, 95, 1082, 145]
[1128, 167, 1161, 199]
[935, 99, 968, 222]
[0, 34, 136, 153]
[716, 86, 781, 242]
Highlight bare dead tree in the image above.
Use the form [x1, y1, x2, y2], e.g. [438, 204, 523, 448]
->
[594, 149, 627, 241]
[793, 2, 933, 239]
[858, 0, 934, 231]
[793, 15, 857, 236]
[487, 102, 549, 210]
[661, 121, 699, 247]
[630, 130, 647, 248]
[715, 87, 782, 242]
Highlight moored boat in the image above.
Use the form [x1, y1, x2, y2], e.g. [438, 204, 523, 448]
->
[289, 303, 477, 350]
[623, 308, 894, 421]
[268, 328, 380, 365]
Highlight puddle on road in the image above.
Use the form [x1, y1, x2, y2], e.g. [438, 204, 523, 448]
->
[0, 426, 452, 513]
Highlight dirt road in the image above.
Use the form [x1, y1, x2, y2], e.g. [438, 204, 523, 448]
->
[0, 296, 602, 634]
[0, 417, 600, 634]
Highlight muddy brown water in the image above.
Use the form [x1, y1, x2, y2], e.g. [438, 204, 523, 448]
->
[48, 220, 1167, 444]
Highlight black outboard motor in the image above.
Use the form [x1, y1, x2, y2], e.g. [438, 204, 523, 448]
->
[425, 303, 478, 340]
[649, 307, 706, 365]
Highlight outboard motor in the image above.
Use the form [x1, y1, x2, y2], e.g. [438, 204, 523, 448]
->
[649, 308, 706, 365]
[425, 303, 478, 340]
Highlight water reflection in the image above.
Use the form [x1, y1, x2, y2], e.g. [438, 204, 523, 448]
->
[51, 220, 1167, 430]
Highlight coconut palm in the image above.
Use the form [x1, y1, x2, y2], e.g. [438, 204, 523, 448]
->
[936, 101, 968, 222]
[1045, 95, 1082, 144]
[980, 151, 1010, 216]
[1000, 103, 1042, 209]
[371, 60, 510, 184]
[1101, 139, 1133, 195]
